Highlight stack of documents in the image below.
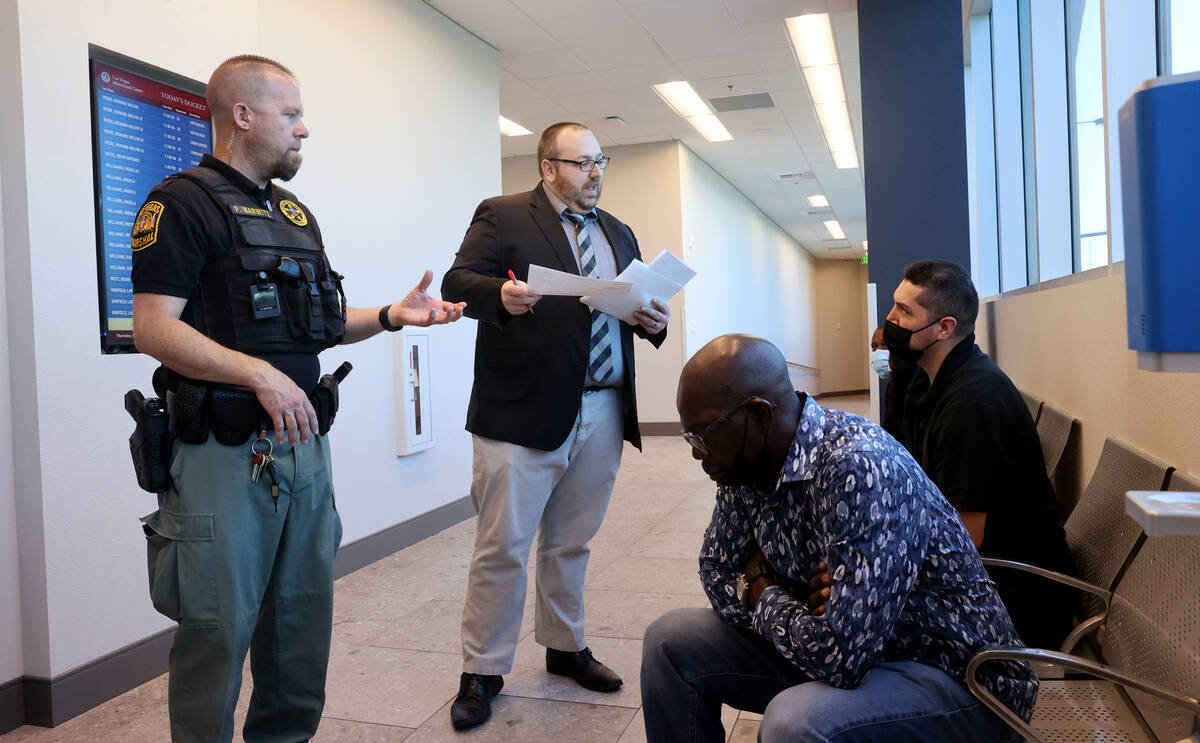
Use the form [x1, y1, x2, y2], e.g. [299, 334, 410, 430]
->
[525, 251, 697, 324]
[582, 251, 696, 324]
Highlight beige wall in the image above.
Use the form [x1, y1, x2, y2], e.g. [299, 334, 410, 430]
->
[978, 265, 1200, 506]
[814, 261, 870, 394]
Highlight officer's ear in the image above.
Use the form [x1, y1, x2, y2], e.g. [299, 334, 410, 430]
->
[232, 102, 253, 131]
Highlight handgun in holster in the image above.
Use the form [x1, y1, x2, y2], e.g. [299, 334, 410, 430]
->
[311, 362, 353, 436]
[124, 389, 174, 494]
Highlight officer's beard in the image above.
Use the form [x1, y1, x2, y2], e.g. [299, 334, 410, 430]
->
[272, 151, 303, 182]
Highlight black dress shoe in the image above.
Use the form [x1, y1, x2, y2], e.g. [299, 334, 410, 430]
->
[450, 672, 503, 731]
[545, 647, 623, 692]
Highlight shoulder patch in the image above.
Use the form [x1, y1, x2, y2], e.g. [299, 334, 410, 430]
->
[279, 199, 308, 227]
[230, 204, 272, 218]
[131, 201, 165, 251]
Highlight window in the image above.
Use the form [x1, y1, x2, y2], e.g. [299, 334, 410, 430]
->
[1066, 0, 1108, 271]
[967, 1, 1159, 293]
[1161, 0, 1200, 74]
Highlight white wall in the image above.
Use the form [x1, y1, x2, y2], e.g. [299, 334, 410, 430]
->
[2, 0, 495, 679]
[0, 7, 24, 681]
[813, 261, 869, 394]
[0, 0, 40, 686]
[678, 146, 818, 369]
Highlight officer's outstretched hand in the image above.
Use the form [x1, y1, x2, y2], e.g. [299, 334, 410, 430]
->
[253, 364, 319, 446]
[391, 269, 466, 327]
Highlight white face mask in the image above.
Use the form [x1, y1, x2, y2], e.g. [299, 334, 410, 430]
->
[870, 349, 891, 379]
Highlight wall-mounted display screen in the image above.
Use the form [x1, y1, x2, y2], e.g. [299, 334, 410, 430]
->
[89, 45, 212, 353]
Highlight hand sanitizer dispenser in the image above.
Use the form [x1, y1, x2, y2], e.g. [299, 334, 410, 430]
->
[1119, 71, 1200, 371]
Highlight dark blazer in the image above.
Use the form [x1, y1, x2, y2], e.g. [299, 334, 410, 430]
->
[442, 183, 666, 451]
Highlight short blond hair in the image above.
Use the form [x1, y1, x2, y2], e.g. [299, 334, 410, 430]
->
[207, 55, 296, 122]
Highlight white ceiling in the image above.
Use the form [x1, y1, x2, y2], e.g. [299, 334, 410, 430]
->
[425, 0, 866, 260]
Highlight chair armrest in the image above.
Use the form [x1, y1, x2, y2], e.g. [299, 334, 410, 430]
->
[981, 558, 1111, 653]
[966, 646, 1200, 743]
[980, 558, 1110, 601]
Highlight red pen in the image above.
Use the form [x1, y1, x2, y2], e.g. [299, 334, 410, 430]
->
[508, 269, 534, 314]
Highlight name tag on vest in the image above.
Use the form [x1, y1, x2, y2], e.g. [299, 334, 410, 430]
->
[230, 205, 272, 218]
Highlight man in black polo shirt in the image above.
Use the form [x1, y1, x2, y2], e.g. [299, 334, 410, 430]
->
[132, 55, 464, 742]
[885, 260, 1074, 650]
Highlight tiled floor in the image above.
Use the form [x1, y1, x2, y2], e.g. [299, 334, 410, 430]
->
[3, 396, 867, 743]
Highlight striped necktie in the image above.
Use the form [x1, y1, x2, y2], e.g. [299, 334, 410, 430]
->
[563, 209, 614, 384]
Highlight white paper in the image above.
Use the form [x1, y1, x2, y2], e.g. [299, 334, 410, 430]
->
[581, 251, 697, 323]
[526, 264, 632, 297]
[648, 250, 698, 286]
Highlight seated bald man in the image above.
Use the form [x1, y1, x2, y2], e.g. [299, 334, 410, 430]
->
[639, 334, 1036, 743]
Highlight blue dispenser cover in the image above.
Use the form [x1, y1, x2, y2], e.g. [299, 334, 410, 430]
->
[1118, 72, 1200, 353]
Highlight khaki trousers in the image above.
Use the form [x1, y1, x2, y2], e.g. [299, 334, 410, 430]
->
[460, 388, 625, 675]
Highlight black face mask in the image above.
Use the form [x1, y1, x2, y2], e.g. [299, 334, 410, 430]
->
[883, 318, 940, 364]
[717, 412, 773, 487]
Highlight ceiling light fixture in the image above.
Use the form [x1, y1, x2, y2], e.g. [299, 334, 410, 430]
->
[785, 13, 859, 170]
[807, 194, 829, 207]
[652, 81, 733, 142]
[498, 115, 532, 137]
[823, 219, 846, 240]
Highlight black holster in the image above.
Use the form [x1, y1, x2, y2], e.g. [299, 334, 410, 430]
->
[124, 389, 174, 493]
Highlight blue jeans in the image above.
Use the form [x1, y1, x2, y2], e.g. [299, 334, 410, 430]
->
[640, 608, 1020, 743]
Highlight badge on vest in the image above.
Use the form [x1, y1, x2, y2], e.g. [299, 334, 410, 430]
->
[279, 200, 308, 227]
[131, 201, 164, 251]
[230, 204, 272, 218]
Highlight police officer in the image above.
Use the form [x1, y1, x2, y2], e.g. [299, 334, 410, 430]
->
[131, 54, 465, 742]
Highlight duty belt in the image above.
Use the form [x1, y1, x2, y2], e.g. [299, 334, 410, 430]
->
[162, 363, 351, 446]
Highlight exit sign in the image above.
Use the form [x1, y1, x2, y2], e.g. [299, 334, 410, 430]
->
[861, 256, 869, 264]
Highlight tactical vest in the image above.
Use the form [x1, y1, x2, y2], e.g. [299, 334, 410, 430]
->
[165, 166, 347, 355]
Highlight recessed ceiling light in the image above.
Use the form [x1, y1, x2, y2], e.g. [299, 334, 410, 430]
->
[823, 219, 846, 240]
[653, 81, 733, 142]
[498, 115, 532, 137]
[786, 13, 859, 170]
[831, 149, 859, 169]
[785, 14, 838, 67]
[807, 194, 829, 207]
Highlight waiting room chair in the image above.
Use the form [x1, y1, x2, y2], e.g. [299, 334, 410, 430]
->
[982, 437, 1172, 640]
[968, 467, 1200, 742]
[1020, 390, 1043, 424]
[1065, 438, 1171, 619]
[1035, 402, 1077, 497]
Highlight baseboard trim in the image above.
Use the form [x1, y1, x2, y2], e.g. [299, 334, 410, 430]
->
[19, 626, 175, 728]
[0, 677, 23, 735]
[333, 495, 475, 579]
[640, 422, 680, 436]
[7, 495, 476, 730]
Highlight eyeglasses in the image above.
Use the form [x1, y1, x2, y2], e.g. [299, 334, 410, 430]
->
[547, 156, 611, 172]
[680, 396, 775, 456]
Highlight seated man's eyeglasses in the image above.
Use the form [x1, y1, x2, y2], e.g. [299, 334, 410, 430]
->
[681, 396, 775, 456]
[547, 156, 611, 172]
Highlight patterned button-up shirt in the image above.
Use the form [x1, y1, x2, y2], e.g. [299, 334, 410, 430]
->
[699, 394, 1037, 721]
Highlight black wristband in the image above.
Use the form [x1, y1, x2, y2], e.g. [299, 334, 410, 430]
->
[379, 304, 403, 332]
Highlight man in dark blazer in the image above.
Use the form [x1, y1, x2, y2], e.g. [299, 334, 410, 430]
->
[441, 122, 669, 731]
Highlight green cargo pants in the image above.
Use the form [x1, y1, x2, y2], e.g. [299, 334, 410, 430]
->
[141, 431, 342, 743]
